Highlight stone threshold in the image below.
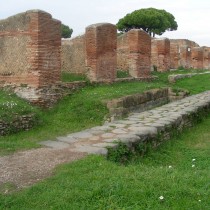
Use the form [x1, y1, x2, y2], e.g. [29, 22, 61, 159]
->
[40, 91, 210, 156]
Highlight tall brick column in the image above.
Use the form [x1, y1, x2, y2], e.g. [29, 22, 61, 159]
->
[127, 29, 151, 77]
[85, 23, 117, 82]
[179, 46, 191, 69]
[0, 10, 61, 87]
[170, 42, 180, 69]
[191, 47, 204, 69]
[151, 38, 170, 72]
[202, 47, 210, 70]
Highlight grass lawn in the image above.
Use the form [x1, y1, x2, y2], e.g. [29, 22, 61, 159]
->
[0, 69, 210, 155]
[0, 113, 209, 209]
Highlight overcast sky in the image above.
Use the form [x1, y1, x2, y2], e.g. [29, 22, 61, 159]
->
[1, 0, 210, 46]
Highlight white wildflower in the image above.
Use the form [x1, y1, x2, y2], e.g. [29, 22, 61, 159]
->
[159, 196, 164, 200]
[192, 158, 196, 162]
[168, 165, 172, 169]
[192, 164, 195, 167]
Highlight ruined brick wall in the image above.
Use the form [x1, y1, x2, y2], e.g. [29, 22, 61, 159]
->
[170, 39, 199, 69]
[191, 47, 204, 69]
[179, 46, 191, 69]
[202, 47, 210, 70]
[117, 33, 129, 71]
[0, 10, 61, 87]
[170, 39, 199, 48]
[85, 23, 117, 82]
[127, 29, 151, 77]
[170, 42, 180, 69]
[61, 35, 86, 74]
[151, 38, 170, 72]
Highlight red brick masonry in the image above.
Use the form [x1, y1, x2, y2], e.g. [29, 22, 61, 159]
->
[0, 10, 61, 87]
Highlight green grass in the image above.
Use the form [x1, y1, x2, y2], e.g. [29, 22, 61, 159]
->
[117, 70, 131, 78]
[0, 114, 210, 209]
[0, 89, 39, 122]
[0, 69, 210, 155]
[61, 72, 87, 82]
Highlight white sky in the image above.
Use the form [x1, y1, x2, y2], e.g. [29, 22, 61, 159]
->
[1, 0, 210, 46]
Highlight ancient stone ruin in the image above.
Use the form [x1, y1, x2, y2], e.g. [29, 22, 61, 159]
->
[202, 47, 210, 70]
[0, 9, 61, 87]
[169, 39, 199, 69]
[0, 10, 62, 107]
[191, 47, 204, 69]
[116, 29, 151, 77]
[85, 23, 117, 82]
[151, 38, 170, 72]
[61, 35, 86, 74]
[1, 10, 210, 108]
[127, 29, 151, 77]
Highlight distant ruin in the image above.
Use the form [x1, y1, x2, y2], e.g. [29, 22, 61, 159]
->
[151, 38, 170, 72]
[0, 10, 210, 107]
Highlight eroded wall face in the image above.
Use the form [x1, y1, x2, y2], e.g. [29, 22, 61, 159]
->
[191, 47, 204, 69]
[202, 47, 210, 70]
[169, 39, 200, 69]
[85, 23, 117, 82]
[0, 10, 61, 87]
[117, 33, 129, 71]
[151, 38, 170, 72]
[170, 42, 180, 69]
[61, 35, 86, 74]
[127, 29, 151, 77]
[179, 46, 191, 69]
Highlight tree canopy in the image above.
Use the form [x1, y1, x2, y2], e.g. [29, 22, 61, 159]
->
[61, 24, 73, 38]
[116, 8, 178, 37]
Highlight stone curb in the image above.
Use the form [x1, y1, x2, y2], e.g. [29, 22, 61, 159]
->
[39, 91, 210, 156]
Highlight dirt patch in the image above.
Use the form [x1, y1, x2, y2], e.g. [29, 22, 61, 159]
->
[0, 148, 86, 193]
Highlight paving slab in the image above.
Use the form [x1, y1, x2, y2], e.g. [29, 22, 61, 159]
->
[39, 91, 210, 156]
[39, 140, 70, 149]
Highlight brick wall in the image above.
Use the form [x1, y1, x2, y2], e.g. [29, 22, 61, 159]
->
[0, 10, 61, 87]
[170, 39, 199, 48]
[170, 42, 180, 69]
[191, 47, 204, 69]
[85, 23, 117, 82]
[170, 39, 199, 69]
[117, 33, 129, 71]
[61, 35, 86, 74]
[127, 29, 151, 77]
[151, 38, 170, 72]
[179, 46, 191, 69]
[202, 47, 210, 70]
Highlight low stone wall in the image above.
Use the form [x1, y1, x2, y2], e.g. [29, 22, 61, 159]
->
[106, 88, 189, 120]
[107, 91, 210, 161]
[168, 71, 210, 83]
[2, 81, 86, 108]
[0, 114, 36, 136]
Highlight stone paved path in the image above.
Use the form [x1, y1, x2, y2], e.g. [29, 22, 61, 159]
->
[1, 91, 210, 189]
[40, 90, 210, 154]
